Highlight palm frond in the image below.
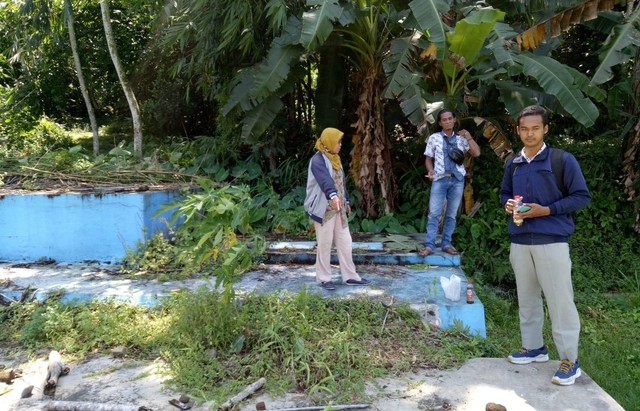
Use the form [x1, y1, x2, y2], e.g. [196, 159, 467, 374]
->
[591, 6, 640, 85]
[409, 0, 450, 60]
[241, 96, 284, 139]
[300, 0, 343, 51]
[515, 53, 599, 127]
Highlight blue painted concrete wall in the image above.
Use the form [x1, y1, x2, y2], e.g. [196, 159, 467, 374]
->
[0, 190, 180, 263]
[438, 297, 487, 337]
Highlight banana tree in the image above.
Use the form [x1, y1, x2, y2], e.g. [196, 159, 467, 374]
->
[515, 0, 640, 231]
[222, 0, 611, 217]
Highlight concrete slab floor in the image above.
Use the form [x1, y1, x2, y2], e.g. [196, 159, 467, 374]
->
[1, 356, 624, 411]
[0, 262, 625, 410]
[0, 262, 485, 337]
[362, 358, 625, 411]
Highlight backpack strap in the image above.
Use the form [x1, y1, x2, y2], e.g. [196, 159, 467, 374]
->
[509, 147, 567, 195]
[550, 148, 567, 196]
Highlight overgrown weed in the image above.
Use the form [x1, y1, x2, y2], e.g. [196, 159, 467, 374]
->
[0, 291, 487, 406]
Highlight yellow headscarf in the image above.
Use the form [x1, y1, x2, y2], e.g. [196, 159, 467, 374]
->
[315, 127, 343, 170]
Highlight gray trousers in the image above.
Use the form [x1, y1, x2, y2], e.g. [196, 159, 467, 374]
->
[510, 243, 580, 362]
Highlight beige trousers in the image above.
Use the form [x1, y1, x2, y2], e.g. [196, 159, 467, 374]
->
[510, 243, 580, 362]
[313, 215, 361, 283]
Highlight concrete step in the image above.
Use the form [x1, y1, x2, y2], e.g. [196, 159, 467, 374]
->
[266, 240, 461, 266]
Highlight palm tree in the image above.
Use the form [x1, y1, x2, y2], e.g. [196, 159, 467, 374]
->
[334, 0, 397, 216]
[168, 0, 640, 220]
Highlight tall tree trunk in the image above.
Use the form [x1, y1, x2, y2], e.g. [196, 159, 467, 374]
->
[350, 66, 395, 217]
[99, 0, 143, 157]
[65, 0, 100, 155]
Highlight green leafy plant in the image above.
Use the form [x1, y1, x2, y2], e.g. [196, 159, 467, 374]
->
[164, 178, 267, 286]
[2, 116, 74, 157]
[122, 232, 182, 281]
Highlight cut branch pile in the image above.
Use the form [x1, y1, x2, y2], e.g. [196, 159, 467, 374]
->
[0, 163, 198, 194]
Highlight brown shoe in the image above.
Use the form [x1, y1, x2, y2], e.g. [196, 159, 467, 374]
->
[418, 247, 433, 257]
[442, 246, 459, 255]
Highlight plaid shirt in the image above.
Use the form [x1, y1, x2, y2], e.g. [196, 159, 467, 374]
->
[424, 131, 470, 180]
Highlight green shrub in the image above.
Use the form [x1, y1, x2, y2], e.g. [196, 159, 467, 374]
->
[4, 116, 74, 157]
[450, 134, 640, 291]
[164, 179, 267, 285]
[122, 232, 183, 281]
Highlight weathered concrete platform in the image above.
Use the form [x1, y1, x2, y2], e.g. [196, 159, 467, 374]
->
[0, 261, 485, 337]
[0, 262, 626, 410]
[1, 355, 625, 411]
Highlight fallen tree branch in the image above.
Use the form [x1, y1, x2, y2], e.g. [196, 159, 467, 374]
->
[268, 405, 370, 411]
[218, 377, 265, 411]
[43, 400, 150, 411]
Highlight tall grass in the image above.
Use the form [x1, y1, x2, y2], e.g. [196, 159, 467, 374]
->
[1, 291, 489, 406]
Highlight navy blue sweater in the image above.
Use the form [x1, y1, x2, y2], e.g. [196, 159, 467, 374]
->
[500, 146, 591, 244]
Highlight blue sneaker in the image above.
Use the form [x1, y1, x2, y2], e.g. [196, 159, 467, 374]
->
[552, 359, 582, 386]
[508, 345, 549, 364]
[319, 281, 336, 291]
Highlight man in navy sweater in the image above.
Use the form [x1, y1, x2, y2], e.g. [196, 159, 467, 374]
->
[500, 105, 591, 386]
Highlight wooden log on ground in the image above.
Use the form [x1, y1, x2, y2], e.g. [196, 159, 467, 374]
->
[267, 405, 370, 411]
[0, 368, 16, 383]
[218, 377, 266, 411]
[44, 400, 145, 411]
[45, 350, 70, 389]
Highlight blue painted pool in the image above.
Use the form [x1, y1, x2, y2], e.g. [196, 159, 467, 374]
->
[0, 188, 181, 263]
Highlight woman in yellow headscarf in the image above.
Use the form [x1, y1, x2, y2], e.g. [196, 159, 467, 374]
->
[303, 127, 370, 290]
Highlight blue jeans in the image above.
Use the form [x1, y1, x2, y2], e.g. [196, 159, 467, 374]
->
[424, 176, 465, 250]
